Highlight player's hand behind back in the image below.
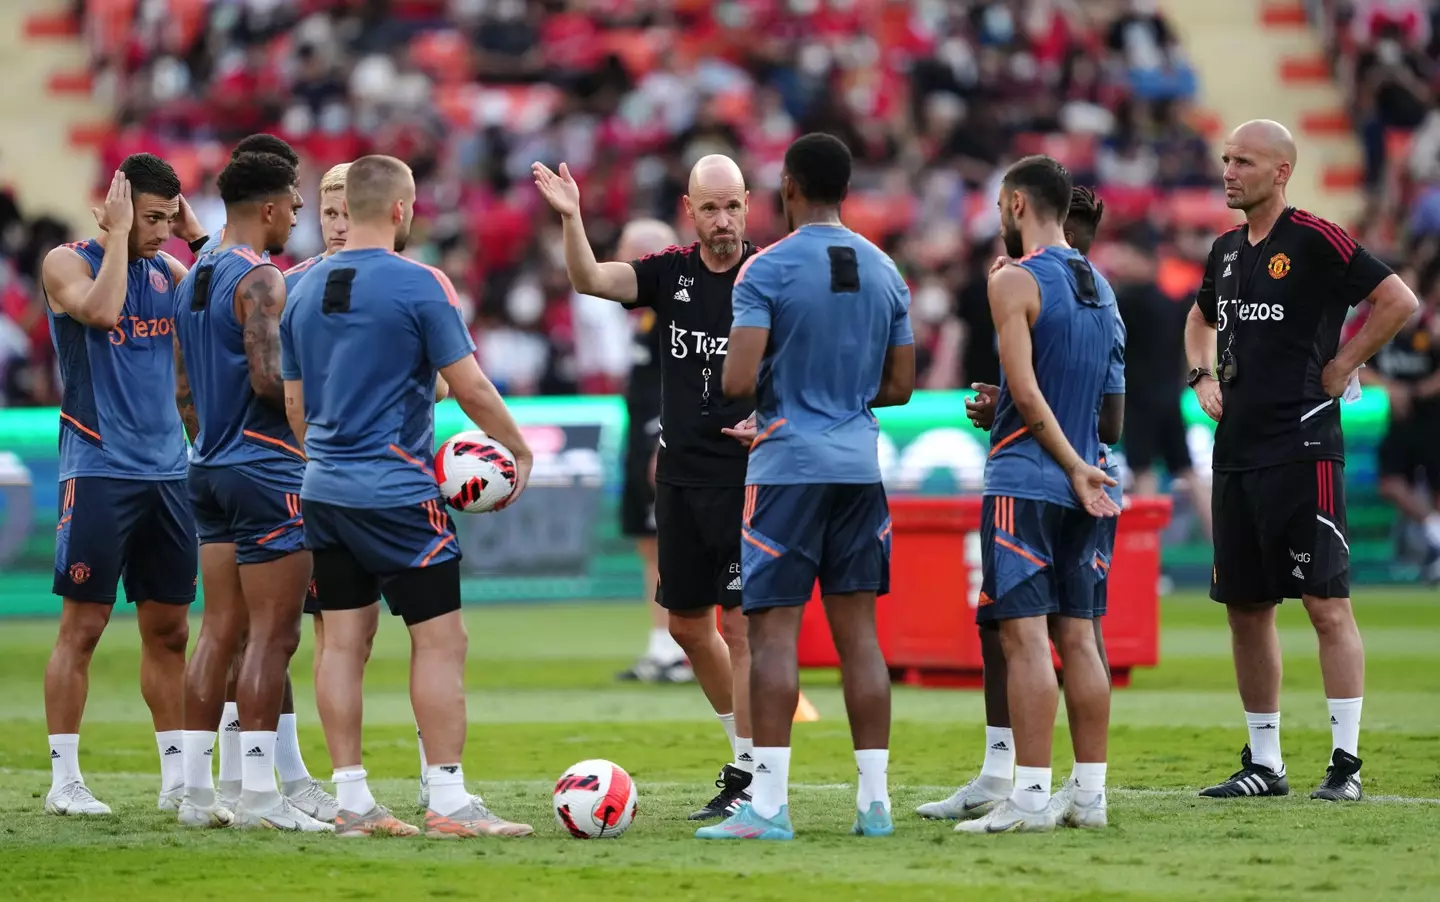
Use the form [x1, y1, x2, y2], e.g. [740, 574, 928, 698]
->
[1069, 462, 1121, 518]
[721, 413, 758, 447]
[91, 170, 133, 235]
[531, 162, 581, 218]
[965, 383, 1000, 430]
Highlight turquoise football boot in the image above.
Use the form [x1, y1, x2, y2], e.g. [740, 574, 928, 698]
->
[851, 801, 894, 837]
[694, 803, 795, 840]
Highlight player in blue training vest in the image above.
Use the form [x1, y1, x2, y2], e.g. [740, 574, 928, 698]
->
[922, 186, 1126, 827]
[281, 154, 534, 839]
[697, 133, 915, 842]
[171, 150, 341, 832]
[38, 154, 197, 818]
[952, 155, 1121, 836]
[192, 134, 302, 258]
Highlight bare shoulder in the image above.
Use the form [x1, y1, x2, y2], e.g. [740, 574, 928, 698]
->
[43, 243, 89, 281]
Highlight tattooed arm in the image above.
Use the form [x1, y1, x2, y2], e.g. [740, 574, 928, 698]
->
[234, 265, 288, 408]
[173, 339, 199, 442]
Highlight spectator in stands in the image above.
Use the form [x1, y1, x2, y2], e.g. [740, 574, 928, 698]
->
[1351, 22, 1432, 187]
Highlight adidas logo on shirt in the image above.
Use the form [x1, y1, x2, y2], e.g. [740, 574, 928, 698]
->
[244, 746, 265, 758]
[1223, 263, 1232, 277]
[673, 287, 691, 303]
[727, 576, 742, 591]
[990, 741, 1009, 751]
[163, 746, 181, 756]
[225, 720, 241, 732]
[1292, 565, 1305, 579]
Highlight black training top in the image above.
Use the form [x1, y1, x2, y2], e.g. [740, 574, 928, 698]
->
[1194, 207, 1393, 472]
[626, 241, 758, 487]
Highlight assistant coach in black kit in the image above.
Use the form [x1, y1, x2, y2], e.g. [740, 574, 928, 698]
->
[533, 154, 759, 821]
[1184, 120, 1417, 804]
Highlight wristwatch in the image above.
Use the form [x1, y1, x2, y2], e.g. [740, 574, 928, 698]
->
[1187, 367, 1213, 387]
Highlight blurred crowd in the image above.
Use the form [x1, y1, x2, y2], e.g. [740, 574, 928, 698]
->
[5, 0, 1417, 410]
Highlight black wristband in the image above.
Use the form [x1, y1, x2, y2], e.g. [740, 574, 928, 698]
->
[188, 235, 209, 255]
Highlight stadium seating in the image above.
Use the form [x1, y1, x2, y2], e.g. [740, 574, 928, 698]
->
[0, 0, 1429, 405]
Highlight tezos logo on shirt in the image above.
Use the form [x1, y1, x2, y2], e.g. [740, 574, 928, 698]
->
[1215, 298, 1284, 330]
[669, 324, 727, 360]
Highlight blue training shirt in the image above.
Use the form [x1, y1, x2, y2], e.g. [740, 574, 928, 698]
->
[197, 226, 227, 257]
[282, 254, 323, 295]
[731, 223, 913, 485]
[46, 238, 188, 481]
[1099, 308, 1127, 508]
[984, 245, 1120, 508]
[280, 248, 476, 508]
[173, 245, 305, 474]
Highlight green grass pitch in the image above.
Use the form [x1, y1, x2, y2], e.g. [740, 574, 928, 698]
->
[1, 590, 1437, 901]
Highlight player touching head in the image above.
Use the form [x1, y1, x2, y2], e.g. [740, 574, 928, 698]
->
[40, 151, 199, 817]
[282, 154, 533, 838]
[922, 183, 1125, 828]
[697, 133, 915, 841]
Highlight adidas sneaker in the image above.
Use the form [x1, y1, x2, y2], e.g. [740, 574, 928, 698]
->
[689, 764, 753, 821]
[1310, 749, 1363, 802]
[1199, 745, 1289, 798]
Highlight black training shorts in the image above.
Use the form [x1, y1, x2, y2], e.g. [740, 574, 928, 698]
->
[655, 483, 743, 612]
[1210, 460, 1350, 604]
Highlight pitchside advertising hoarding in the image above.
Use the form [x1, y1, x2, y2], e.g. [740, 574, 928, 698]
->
[0, 390, 1400, 615]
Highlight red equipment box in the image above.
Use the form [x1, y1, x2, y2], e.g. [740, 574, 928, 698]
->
[796, 495, 1172, 688]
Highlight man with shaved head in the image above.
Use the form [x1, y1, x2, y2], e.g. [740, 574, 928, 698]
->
[534, 155, 759, 820]
[611, 218, 695, 685]
[283, 154, 535, 838]
[1185, 119, 1418, 802]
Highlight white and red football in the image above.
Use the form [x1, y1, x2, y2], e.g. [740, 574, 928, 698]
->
[553, 759, 638, 839]
[435, 430, 518, 513]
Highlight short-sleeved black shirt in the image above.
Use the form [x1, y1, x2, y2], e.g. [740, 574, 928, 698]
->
[627, 241, 758, 487]
[1194, 207, 1394, 471]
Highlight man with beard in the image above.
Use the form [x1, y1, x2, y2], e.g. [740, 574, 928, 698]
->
[532, 154, 758, 821]
[282, 155, 534, 838]
[957, 155, 1121, 834]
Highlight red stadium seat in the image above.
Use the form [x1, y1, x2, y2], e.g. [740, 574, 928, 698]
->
[1165, 189, 1235, 231]
[410, 30, 473, 84]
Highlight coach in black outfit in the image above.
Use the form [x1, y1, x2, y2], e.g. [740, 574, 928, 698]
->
[532, 154, 759, 822]
[1184, 120, 1418, 803]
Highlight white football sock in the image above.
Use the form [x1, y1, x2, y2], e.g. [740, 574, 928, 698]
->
[334, 767, 376, 814]
[1424, 513, 1440, 549]
[48, 733, 81, 791]
[1073, 761, 1107, 803]
[427, 764, 470, 816]
[416, 728, 429, 782]
[646, 627, 684, 663]
[717, 712, 739, 760]
[855, 748, 890, 812]
[239, 731, 278, 795]
[156, 730, 184, 790]
[981, 726, 1016, 782]
[1327, 697, 1363, 759]
[750, 746, 791, 820]
[735, 736, 755, 773]
[181, 730, 216, 792]
[274, 713, 310, 783]
[1011, 765, 1052, 813]
[218, 702, 242, 786]
[1244, 711, 1283, 773]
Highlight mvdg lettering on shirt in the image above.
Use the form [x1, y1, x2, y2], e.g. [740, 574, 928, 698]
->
[109, 315, 176, 345]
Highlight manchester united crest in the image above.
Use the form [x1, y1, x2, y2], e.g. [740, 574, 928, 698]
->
[1267, 253, 1291, 280]
[69, 562, 91, 585]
